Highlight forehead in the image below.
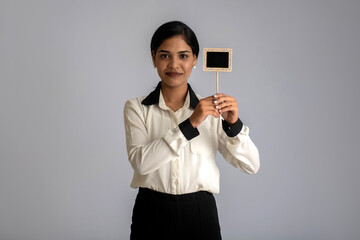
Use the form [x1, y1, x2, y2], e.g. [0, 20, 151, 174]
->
[157, 35, 192, 52]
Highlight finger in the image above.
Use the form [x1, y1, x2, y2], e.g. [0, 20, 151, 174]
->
[212, 95, 229, 106]
[216, 96, 236, 105]
[197, 104, 220, 117]
[213, 93, 232, 100]
[203, 95, 220, 101]
[218, 105, 238, 114]
[218, 100, 237, 110]
[210, 109, 220, 118]
[214, 94, 236, 105]
[198, 99, 222, 111]
[208, 105, 222, 114]
[213, 93, 226, 98]
[198, 100, 217, 108]
[204, 106, 220, 116]
[200, 96, 219, 104]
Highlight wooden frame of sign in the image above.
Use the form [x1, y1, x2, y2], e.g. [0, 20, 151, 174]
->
[203, 48, 232, 93]
[203, 48, 232, 72]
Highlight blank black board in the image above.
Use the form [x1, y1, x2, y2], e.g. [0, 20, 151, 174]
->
[203, 48, 232, 72]
[206, 52, 229, 68]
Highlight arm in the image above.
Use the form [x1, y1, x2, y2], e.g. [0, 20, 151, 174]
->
[124, 99, 190, 175]
[215, 93, 260, 173]
[217, 120, 260, 174]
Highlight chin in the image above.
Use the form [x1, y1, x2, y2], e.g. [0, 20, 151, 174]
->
[161, 78, 187, 88]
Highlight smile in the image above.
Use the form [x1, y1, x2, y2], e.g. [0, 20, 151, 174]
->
[166, 72, 183, 77]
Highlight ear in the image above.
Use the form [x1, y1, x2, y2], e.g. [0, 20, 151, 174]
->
[152, 50, 156, 67]
[193, 55, 197, 66]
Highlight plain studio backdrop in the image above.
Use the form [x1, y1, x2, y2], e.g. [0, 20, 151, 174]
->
[1, 0, 359, 239]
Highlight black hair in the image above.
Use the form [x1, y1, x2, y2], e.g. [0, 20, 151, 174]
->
[150, 21, 199, 58]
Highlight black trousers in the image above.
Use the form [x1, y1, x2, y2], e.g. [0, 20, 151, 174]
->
[130, 188, 222, 240]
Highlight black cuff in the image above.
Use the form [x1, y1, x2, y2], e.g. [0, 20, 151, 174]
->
[179, 118, 199, 140]
[222, 118, 243, 137]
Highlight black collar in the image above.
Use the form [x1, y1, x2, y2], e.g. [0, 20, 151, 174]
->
[141, 81, 199, 109]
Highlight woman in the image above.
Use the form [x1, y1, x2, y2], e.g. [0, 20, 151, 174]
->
[124, 21, 260, 240]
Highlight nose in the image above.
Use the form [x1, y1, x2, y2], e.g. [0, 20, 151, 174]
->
[168, 56, 179, 69]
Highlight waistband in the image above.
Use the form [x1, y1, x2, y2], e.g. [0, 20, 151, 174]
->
[138, 187, 213, 202]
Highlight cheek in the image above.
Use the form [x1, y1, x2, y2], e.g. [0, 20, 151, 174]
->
[185, 62, 193, 71]
[156, 68, 163, 76]
[156, 61, 166, 70]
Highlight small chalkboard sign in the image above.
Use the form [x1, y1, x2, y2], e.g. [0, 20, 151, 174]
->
[203, 48, 232, 93]
[203, 48, 232, 72]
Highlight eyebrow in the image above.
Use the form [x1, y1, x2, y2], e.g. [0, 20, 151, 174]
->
[158, 50, 191, 54]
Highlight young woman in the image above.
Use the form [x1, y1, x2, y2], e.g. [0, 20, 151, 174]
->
[124, 21, 260, 240]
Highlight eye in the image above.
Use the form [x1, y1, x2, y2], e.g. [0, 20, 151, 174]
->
[179, 54, 188, 59]
[160, 54, 169, 59]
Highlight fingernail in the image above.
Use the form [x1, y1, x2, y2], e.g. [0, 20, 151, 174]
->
[215, 106, 219, 109]
[218, 109, 222, 112]
[213, 100, 217, 103]
[214, 94, 217, 98]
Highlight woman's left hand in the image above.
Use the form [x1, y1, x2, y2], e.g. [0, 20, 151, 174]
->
[214, 93, 239, 126]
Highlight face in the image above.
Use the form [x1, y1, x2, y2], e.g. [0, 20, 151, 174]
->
[152, 35, 197, 89]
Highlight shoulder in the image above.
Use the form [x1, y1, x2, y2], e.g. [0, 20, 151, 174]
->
[124, 96, 145, 106]
[124, 96, 147, 115]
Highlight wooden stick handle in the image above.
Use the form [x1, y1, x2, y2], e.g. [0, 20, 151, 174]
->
[216, 71, 219, 94]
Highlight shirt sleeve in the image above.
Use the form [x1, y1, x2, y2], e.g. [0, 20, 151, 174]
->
[222, 118, 243, 137]
[124, 99, 190, 175]
[179, 118, 199, 140]
[217, 117, 260, 174]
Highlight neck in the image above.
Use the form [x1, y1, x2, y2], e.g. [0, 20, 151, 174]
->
[161, 81, 188, 112]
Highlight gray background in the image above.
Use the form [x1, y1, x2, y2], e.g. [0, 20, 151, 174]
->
[1, 0, 359, 239]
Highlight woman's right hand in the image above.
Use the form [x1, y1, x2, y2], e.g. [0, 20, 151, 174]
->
[189, 95, 220, 128]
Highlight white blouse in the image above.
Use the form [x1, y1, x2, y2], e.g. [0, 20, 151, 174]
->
[123, 82, 260, 195]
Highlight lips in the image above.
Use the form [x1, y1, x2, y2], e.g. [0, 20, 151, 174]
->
[166, 72, 183, 77]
